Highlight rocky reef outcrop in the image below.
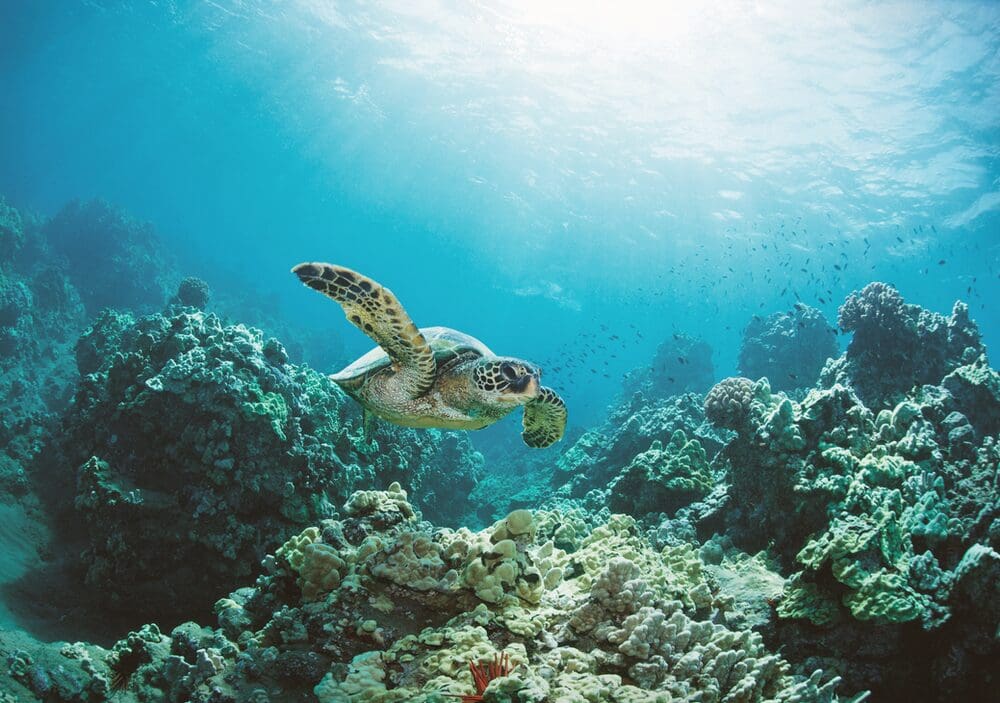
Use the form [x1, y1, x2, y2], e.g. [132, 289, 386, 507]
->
[551, 392, 726, 506]
[821, 282, 984, 409]
[738, 304, 838, 393]
[0, 198, 183, 491]
[0, 201, 89, 495]
[51, 304, 483, 622]
[703, 361, 998, 698]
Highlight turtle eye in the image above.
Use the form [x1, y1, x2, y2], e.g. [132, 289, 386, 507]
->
[500, 363, 518, 381]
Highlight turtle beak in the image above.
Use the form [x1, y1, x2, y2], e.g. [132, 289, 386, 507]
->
[529, 374, 540, 397]
[509, 373, 539, 397]
[523, 374, 541, 398]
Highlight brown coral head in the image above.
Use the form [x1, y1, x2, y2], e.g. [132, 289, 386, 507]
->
[704, 376, 755, 430]
[837, 281, 905, 333]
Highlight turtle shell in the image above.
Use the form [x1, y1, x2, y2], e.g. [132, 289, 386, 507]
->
[331, 326, 494, 383]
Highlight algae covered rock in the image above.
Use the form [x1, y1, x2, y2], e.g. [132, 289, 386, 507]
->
[607, 430, 714, 517]
[824, 282, 985, 409]
[60, 306, 482, 621]
[194, 487, 848, 703]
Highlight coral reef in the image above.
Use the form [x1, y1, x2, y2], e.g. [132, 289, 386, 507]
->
[606, 429, 714, 518]
[704, 364, 998, 697]
[52, 305, 483, 622]
[554, 392, 725, 498]
[0, 198, 189, 493]
[1, 194, 996, 703]
[704, 377, 757, 431]
[0, 488, 853, 703]
[822, 282, 985, 409]
[738, 304, 838, 393]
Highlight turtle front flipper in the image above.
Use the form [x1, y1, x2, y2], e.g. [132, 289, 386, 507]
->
[522, 386, 567, 448]
[292, 262, 436, 398]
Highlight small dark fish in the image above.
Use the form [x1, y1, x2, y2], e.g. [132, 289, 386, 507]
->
[667, 376, 676, 383]
[896, 236, 904, 243]
[677, 356, 687, 364]
[938, 259, 946, 265]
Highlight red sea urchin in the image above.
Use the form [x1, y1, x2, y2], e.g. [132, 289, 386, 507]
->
[444, 652, 513, 702]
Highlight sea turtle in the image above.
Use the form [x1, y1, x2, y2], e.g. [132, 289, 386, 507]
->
[292, 262, 567, 448]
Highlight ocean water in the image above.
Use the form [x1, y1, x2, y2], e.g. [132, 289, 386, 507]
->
[0, 2, 998, 702]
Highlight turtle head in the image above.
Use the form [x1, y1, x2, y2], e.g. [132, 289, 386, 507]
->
[472, 357, 541, 405]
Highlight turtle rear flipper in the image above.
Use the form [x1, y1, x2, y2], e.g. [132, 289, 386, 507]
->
[522, 386, 567, 448]
[292, 262, 436, 398]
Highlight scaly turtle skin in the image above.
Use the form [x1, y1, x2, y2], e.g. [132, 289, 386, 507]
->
[292, 262, 567, 448]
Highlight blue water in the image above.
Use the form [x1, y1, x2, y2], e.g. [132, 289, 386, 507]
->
[1, 0, 998, 423]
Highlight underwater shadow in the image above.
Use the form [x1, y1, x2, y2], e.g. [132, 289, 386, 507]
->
[0, 441, 210, 647]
